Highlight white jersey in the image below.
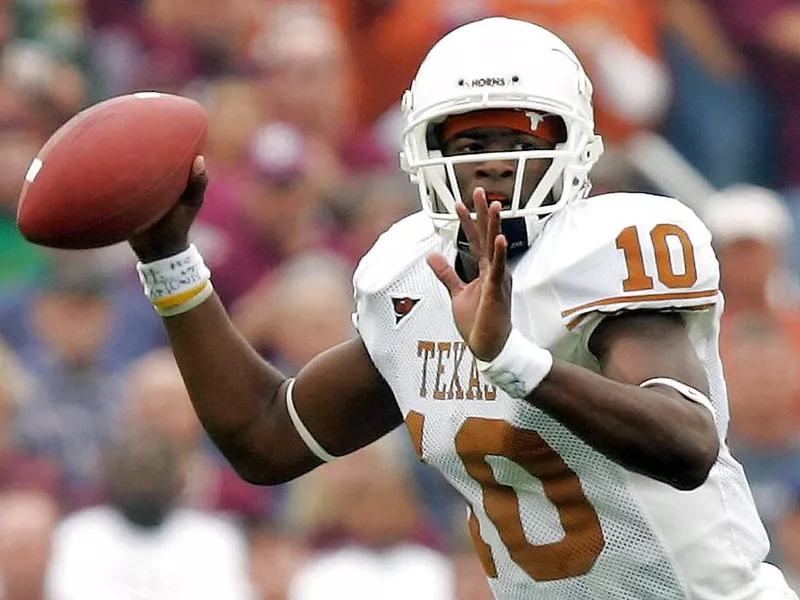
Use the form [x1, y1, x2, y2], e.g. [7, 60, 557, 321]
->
[353, 193, 795, 600]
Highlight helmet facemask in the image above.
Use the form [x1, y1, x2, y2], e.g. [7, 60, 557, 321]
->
[402, 103, 603, 245]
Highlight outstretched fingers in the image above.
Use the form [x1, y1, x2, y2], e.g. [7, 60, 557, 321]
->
[490, 232, 508, 288]
[456, 201, 483, 259]
[486, 199, 502, 263]
[427, 252, 465, 297]
[456, 188, 505, 273]
[474, 186, 489, 234]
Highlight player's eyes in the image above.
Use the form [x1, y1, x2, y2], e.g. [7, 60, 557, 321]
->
[456, 142, 485, 154]
[449, 139, 545, 154]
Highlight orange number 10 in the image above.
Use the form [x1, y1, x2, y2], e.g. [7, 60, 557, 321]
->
[616, 224, 697, 292]
[405, 412, 605, 582]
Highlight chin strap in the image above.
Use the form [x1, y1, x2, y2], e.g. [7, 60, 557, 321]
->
[456, 216, 531, 261]
[501, 217, 530, 260]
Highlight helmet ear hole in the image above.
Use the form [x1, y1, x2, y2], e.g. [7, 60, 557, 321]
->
[426, 124, 443, 151]
[581, 136, 605, 165]
[553, 116, 568, 144]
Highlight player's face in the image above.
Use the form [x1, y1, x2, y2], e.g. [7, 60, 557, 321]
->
[441, 127, 554, 210]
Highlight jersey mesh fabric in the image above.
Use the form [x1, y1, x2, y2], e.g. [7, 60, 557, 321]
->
[691, 309, 772, 575]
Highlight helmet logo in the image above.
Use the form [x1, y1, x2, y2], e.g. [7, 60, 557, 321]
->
[526, 112, 545, 131]
[459, 77, 507, 88]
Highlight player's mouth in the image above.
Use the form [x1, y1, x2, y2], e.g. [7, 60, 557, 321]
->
[485, 191, 512, 209]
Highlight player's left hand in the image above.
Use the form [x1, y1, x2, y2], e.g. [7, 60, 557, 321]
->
[427, 187, 512, 361]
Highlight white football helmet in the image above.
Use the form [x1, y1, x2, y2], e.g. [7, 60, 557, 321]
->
[400, 17, 604, 241]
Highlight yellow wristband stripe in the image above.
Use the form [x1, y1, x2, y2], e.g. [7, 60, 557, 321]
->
[152, 281, 210, 310]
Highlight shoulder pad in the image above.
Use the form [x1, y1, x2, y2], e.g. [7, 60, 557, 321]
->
[352, 212, 438, 295]
[526, 193, 721, 330]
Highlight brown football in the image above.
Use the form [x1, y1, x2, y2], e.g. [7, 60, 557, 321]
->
[16, 91, 207, 249]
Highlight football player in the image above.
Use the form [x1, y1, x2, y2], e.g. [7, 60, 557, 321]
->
[129, 17, 798, 599]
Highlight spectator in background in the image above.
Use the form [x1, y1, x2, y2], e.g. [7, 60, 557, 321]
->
[248, 522, 311, 600]
[490, 0, 670, 146]
[143, 0, 257, 78]
[285, 436, 453, 600]
[8, 256, 125, 505]
[332, 171, 418, 265]
[45, 427, 253, 599]
[85, 0, 258, 97]
[703, 185, 798, 319]
[703, 0, 800, 278]
[0, 489, 61, 600]
[0, 117, 49, 292]
[120, 348, 271, 521]
[324, 0, 478, 130]
[197, 122, 346, 307]
[660, 0, 775, 189]
[83, 0, 158, 97]
[11, 0, 86, 67]
[0, 39, 88, 137]
[0, 338, 61, 497]
[1, 247, 168, 497]
[232, 252, 355, 371]
[201, 76, 264, 177]
[722, 326, 800, 565]
[702, 0, 800, 193]
[248, 2, 388, 173]
[703, 185, 800, 564]
[1, 246, 167, 385]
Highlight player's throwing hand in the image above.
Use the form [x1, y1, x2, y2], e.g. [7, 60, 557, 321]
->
[129, 156, 208, 263]
[427, 186, 512, 362]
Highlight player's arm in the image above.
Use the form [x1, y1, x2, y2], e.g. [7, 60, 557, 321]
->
[531, 311, 718, 491]
[129, 158, 403, 485]
[161, 300, 402, 484]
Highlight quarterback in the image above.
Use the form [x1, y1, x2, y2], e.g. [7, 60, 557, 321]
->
[129, 18, 797, 600]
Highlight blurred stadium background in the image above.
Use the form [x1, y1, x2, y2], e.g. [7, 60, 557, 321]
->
[0, 0, 799, 598]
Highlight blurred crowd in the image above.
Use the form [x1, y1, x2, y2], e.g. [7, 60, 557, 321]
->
[0, 0, 799, 598]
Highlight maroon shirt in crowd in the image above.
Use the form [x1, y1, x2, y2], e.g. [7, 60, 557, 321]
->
[706, 0, 800, 187]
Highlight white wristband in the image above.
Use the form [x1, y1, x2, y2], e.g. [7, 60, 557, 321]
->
[154, 281, 215, 317]
[476, 329, 553, 398]
[136, 244, 213, 316]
